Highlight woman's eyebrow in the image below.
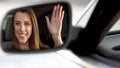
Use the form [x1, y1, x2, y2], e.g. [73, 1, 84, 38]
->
[25, 21, 31, 22]
[14, 20, 30, 22]
[14, 20, 20, 22]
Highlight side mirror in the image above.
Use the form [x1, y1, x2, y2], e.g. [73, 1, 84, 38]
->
[1, 0, 98, 53]
[1, 2, 71, 52]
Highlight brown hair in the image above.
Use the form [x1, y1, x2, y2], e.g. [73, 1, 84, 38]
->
[12, 7, 49, 50]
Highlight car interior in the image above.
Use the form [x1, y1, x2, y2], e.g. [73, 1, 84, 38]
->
[67, 0, 120, 67]
[97, 11, 120, 61]
[1, 2, 71, 51]
[95, 11, 120, 67]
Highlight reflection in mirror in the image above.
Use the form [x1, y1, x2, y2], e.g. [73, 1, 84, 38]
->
[1, 3, 71, 52]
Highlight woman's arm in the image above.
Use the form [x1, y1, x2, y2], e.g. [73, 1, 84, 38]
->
[45, 4, 65, 48]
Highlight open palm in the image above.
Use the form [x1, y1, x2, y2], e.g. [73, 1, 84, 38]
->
[45, 4, 64, 36]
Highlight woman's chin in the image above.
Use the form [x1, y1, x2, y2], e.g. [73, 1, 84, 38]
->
[18, 40, 27, 44]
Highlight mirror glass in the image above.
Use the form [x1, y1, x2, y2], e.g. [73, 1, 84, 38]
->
[1, 2, 71, 52]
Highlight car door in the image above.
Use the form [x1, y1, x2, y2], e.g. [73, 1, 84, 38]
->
[67, 0, 120, 67]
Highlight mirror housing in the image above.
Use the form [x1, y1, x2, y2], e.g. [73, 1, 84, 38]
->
[0, 0, 98, 53]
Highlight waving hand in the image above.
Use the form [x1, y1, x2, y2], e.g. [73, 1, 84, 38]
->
[45, 4, 65, 48]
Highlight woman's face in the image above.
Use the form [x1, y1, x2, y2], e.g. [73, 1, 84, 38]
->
[14, 12, 32, 44]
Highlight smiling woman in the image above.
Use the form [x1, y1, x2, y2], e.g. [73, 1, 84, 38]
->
[13, 7, 50, 50]
[1, 3, 70, 51]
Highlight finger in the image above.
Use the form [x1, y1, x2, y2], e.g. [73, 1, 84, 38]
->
[60, 11, 65, 21]
[45, 16, 51, 27]
[52, 6, 56, 18]
[56, 4, 60, 17]
[58, 6, 63, 18]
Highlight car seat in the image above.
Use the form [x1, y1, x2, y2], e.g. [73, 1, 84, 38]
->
[2, 16, 13, 50]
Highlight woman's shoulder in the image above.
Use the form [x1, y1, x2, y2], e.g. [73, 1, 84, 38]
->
[40, 43, 50, 49]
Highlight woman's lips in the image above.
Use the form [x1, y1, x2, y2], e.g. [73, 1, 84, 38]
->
[19, 34, 26, 39]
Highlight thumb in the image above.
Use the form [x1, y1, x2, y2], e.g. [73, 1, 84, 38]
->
[45, 16, 50, 27]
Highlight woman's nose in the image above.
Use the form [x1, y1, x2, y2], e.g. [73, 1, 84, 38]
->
[20, 24, 25, 32]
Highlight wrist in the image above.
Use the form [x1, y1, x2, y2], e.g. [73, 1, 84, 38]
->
[52, 34, 63, 48]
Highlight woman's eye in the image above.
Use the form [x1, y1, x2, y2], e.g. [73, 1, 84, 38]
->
[15, 22, 20, 25]
[25, 22, 31, 26]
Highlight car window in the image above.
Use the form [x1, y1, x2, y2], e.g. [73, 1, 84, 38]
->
[2, 15, 12, 30]
[109, 18, 120, 32]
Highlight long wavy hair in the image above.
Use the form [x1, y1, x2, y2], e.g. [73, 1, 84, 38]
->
[12, 7, 49, 50]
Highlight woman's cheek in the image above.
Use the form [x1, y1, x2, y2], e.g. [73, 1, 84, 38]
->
[27, 26, 32, 38]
